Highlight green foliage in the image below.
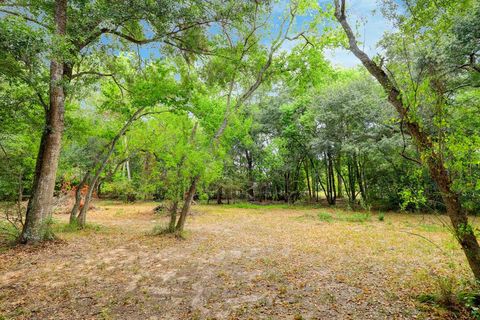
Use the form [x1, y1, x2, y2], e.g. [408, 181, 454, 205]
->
[399, 188, 427, 212]
[0, 220, 20, 248]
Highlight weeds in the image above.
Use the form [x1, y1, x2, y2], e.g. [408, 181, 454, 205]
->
[0, 202, 24, 246]
[417, 275, 480, 319]
[378, 212, 385, 221]
[150, 223, 186, 239]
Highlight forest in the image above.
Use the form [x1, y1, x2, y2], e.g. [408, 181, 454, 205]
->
[0, 0, 479, 319]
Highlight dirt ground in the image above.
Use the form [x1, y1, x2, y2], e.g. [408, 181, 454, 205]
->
[0, 201, 476, 319]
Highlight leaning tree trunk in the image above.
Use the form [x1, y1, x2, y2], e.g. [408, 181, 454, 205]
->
[334, 0, 480, 280]
[71, 106, 150, 227]
[69, 171, 90, 224]
[176, 175, 199, 232]
[20, 0, 67, 244]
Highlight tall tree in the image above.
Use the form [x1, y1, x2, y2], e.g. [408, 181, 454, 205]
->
[333, 0, 480, 280]
[174, 0, 314, 231]
[19, 0, 67, 243]
[0, 0, 229, 242]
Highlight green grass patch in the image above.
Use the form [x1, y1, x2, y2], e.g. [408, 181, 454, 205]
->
[419, 223, 446, 233]
[378, 212, 385, 221]
[336, 212, 371, 223]
[150, 223, 188, 239]
[52, 219, 106, 234]
[224, 202, 319, 210]
[317, 212, 333, 222]
[313, 211, 371, 223]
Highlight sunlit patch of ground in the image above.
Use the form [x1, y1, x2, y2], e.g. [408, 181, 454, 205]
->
[0, 201, 476, 319]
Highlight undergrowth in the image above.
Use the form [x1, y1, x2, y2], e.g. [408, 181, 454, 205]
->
[52, 218, 106, 234]
[417, 275, 480, 319]
[150, 223, 187, 239]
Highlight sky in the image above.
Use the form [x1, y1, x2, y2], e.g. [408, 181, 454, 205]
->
[322, 0, 396, 67]
[0, 0, 396, 69]
[132, 0, 397, 69]
[271, 0, 396, 68]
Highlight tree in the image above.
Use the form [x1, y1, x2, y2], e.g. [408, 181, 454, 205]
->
[173, 0, 314, 231]
[0, 0, 232, 242]
[333, 0, 480, 280]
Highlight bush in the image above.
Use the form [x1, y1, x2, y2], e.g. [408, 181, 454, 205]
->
[0, 220, 20, 248]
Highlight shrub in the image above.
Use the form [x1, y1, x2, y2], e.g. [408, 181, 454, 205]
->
[378, 212, 385, 221]
[0, 202, 24, 246]
[0, 220, 20, 248]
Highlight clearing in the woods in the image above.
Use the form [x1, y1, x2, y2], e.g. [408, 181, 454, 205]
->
[0, 201, 475, 319]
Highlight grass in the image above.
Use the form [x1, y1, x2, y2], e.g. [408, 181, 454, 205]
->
[378, 212, 385, 221]
[318, 212, 333, 222]
[417, 274, 480, 318]
[0, 220, 20, 249]
[150, 222, 188, 239]
[336, 212, 371, 222]
[1, 202, 478, 319]
[314, 210, 371, 223]
[225, 202, 320, 210]
[419, 223, 447, 233]
[52, 218, 107, 234]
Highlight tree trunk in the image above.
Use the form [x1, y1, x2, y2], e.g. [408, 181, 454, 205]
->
[20, 0, 67, 244]
[336, 156, 343, 198]
[168, 201, 178, 232]
[245, 150, 255, 201]
[176, 175, 199, 232]
[217, 186, 223, 204]
[305, 160, 312, 200]
[69, 171, 90, 224]
[354, 153, 366, 203]
[77, 181, 97, 227]
[71, 106, 149, 227]
[334, 0, 480, 280]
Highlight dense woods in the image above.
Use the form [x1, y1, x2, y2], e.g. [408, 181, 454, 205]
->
[1, 0, 480, 318]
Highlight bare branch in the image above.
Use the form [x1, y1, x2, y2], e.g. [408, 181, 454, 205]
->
[71, 71, 114, 79]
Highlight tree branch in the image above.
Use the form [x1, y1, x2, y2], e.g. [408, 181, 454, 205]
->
[0, 8, 52, 30]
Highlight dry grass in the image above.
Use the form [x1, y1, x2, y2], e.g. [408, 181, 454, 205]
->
[0, 201, 477, 319]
